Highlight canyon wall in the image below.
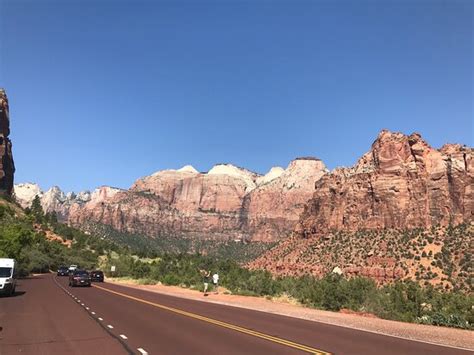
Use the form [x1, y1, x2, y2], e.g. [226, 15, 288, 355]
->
[16, 160, 328, 242]
[0, 89, 14, 196]
[296, 130, 473, 237]
[250, 130, 473, 286]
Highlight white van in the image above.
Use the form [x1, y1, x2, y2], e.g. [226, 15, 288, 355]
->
[0, 258, 17, 296]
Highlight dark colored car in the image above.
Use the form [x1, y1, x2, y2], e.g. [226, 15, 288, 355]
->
[90, 270, 104, 282]
[57, 266, 69, 276]
[69, 270, 91, 287]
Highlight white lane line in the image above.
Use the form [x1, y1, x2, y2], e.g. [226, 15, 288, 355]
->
[81, 303, 85, 306]
[91, 311, 96, 315]
[137, 348, 148, 355]
[86, 307, 90, 310]
[98, 317, 103, 321]
[119, 334, 128, 340]
[107, 325, 114, 329]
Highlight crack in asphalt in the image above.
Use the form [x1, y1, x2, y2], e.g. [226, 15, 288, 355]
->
[1, 335, 114, 346]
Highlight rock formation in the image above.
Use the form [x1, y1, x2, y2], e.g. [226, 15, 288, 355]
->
[14, 183, 43, 208]
[67, 160, 327, 241]
[249, 130, 473, 285]
[14, 183, 92, 220]
[244, 159, 328, 241]
[0, 89, 14, 195]
[16, 159, 327, 242]
[296, 130, 473, 237]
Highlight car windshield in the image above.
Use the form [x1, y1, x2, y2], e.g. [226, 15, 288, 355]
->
[0, 267, 12, 278]
[93, 271, 103, 275]
[59, 266, 68, 271]
[74, 270, 89, 276]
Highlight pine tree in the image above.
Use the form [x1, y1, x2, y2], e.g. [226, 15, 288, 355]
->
[30, 195, 44, 223]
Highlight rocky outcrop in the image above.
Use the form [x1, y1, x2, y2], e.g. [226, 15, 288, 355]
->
[14, 183, 43, 208]
[0, 89, 14, 195]
[296, 130, 473, 237]
[249, 131, 472, 285]
[14, 183, 92, 220]
[244, 159, 328, 241]
[17, 159, 327, 242]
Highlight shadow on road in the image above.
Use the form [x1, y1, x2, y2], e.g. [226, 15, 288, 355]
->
[20, 275, 45, 280]
[0, 290, 26, 298]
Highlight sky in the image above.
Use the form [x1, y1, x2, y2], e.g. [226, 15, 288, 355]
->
[0, 0, 472, 192]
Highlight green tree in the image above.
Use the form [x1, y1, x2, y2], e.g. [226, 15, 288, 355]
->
[30, 195, 44, 223]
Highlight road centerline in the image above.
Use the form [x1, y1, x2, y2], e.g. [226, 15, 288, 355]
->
[93, 284, 330, 354]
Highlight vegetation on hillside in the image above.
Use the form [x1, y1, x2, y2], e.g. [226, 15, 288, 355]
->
[0, 196, 122, 274]
[104, 252, 473, 330]
[251, 225, 473, 292]
[81, 222, 274, 263]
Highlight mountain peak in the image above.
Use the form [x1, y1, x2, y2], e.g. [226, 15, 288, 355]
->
[177, 165, 199, 174]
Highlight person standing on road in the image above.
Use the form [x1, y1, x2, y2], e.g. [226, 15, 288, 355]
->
[212, 272, 219, 294]
[200, 269, 211, 296]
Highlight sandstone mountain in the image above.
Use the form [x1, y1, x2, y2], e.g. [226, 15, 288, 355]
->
[249, 130, 473, 289]
[14, 183, 91, 219]
[15, 159, 328, 242]
[244, 158, 327, 241]
[0, 89, 14, 195]
[296, 130, 473, 237]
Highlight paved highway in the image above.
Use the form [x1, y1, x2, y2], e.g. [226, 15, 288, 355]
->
[0, 274, 471, 355]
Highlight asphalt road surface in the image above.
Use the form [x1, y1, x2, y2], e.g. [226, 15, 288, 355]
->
[0, 275, 471, 355]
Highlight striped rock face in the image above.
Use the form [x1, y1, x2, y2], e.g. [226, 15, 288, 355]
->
[20, 160, 328, 243]
[65, 161, 328, 242]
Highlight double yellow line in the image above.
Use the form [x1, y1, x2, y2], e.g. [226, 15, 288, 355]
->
[93, 284, 331, 354]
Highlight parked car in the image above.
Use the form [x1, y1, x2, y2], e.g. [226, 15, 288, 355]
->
[69, 270, 91, 287]
[57, 266, 69, 276]
[0, 258, 17, 296]
[90, 270, 104, 282]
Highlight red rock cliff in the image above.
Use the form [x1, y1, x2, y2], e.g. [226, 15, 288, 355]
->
[0, 89, 14, 195]
[66, 161, 327, 242]
[296, 130, 473, 237]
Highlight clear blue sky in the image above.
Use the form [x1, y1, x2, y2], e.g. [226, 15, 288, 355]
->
[1, 0, 472, 192]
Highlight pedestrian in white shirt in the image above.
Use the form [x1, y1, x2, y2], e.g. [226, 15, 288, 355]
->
[212, 273, 219, 294]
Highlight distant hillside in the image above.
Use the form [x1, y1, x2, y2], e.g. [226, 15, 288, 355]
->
[16, 158, 328, 243]
[249, 224, 472, 292]
[80, 222, 275, 263]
